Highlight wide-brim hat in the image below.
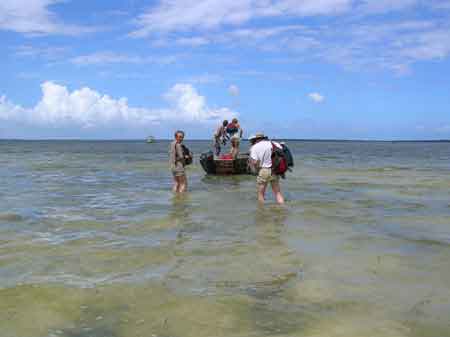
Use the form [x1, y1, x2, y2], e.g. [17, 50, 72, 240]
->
[248, 132, 266, 141]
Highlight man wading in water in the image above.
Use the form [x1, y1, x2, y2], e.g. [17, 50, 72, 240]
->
[248, 133, 285, 204]
[169, 130, 191, 193]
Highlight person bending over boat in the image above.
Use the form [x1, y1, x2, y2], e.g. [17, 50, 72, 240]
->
[227, 118, 243, 158]
[213, 120, 229, 156]
[226, 118, 243, 140]
[169, 130, 190, 193]
[248, 133, 285, 204]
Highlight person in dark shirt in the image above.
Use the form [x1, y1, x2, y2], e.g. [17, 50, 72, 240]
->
[213, 120, 228, 156]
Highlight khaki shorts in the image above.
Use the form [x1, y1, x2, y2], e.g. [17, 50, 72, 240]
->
[257, 168, 279, 185]
[171, 163, 185, 177]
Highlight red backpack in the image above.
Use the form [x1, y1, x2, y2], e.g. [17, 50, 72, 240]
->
[271, 142, 288, 176]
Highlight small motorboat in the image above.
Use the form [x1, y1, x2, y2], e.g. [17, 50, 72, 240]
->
[146, 136, 155, 143]
[200, 151, 251, 175]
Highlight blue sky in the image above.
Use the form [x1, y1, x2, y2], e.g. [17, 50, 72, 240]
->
[1, 0, 450, 140]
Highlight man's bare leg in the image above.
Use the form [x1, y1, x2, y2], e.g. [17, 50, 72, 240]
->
[271, 180, 285, 204]
[257, 183, 267, 203]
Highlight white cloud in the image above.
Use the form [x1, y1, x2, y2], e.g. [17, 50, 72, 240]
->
[135, 15, 450, 75]
[151, 24, 309, 50]
[431, 0, 450, 10]
[126, 1, 450, 75]
[235, 69, 311, 81]
[0, 0, 96, 35]
[269, 0, 351, 16]
[228, 85, 240, 97]
[415, 124, 450, 135]
[130, 0, 352, 36]
[286, 19, 450, 74]
[223, 25, 308, 41]
[0, 0, 59, 34]
[308, 92, 325, 103]
[164, 84, 235, 121]
[186, 74, 223, 84]
[0, 82, 236, 128]
[398, 29, 450, 60]
[436, 125, 450, 133]
[70, 52, 178, 66]
[14, 45, 68, 60]
[31, 82, 159, 127]
[0, 95, 26, 120]
[356, 0, 418, 15]
[175, 37, 210, 46]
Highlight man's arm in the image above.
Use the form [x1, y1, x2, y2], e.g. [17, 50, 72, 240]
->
[248, 158, 260, 175]
[175, 143, 185, 165]
[248, 149, 260, 174]
[169, 142, 176, 166]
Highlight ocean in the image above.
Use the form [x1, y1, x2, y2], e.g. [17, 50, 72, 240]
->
[1, 140, 449, 337]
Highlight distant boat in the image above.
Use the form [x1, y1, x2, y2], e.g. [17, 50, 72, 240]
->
[146, 136, 155, 143]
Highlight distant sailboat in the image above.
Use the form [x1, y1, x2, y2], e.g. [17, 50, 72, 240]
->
[146, 136, 155, 143]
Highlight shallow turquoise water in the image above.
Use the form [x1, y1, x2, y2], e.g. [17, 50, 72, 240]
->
[1, 140, 449, 337]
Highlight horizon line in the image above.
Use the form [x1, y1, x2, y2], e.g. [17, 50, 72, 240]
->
[1, 138, 450, 143]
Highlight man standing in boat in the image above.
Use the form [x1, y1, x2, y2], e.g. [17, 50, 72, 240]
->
[248, 133, 285, 204]
[169, 130, 190, 193]
[213, 120, 228, 156]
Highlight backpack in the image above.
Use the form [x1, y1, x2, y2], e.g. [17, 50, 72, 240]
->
[181, 144, 193, 165]
[281, 143, 294, 168]
[271, 142, 288, 177]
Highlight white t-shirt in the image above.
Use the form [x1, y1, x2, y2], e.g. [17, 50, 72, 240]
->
[250, 140, 281, 168]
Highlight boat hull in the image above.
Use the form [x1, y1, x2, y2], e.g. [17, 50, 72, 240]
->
[200, 151, 251, 175]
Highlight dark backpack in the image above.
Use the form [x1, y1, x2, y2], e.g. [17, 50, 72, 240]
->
[271, 142, 288, 177]
[281, 143, 294, 168]
[181, 144, 193, 165]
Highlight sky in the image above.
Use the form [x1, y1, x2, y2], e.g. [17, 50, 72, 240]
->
[1, 0, 450, 140]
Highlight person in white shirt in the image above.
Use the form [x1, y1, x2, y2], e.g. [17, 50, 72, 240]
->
[248, 133, 285, 204]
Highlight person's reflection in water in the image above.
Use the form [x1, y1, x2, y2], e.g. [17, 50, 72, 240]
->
[244, 205, 304, 335]
[169, 193, 192, 230]
[169, 193, 203, 251]
[200, 174, 244, 192]
[165, 193, 203, 293]
[254, 204, 290, 249]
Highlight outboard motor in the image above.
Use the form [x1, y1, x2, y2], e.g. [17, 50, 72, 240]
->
[200, 151, 216, 174]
